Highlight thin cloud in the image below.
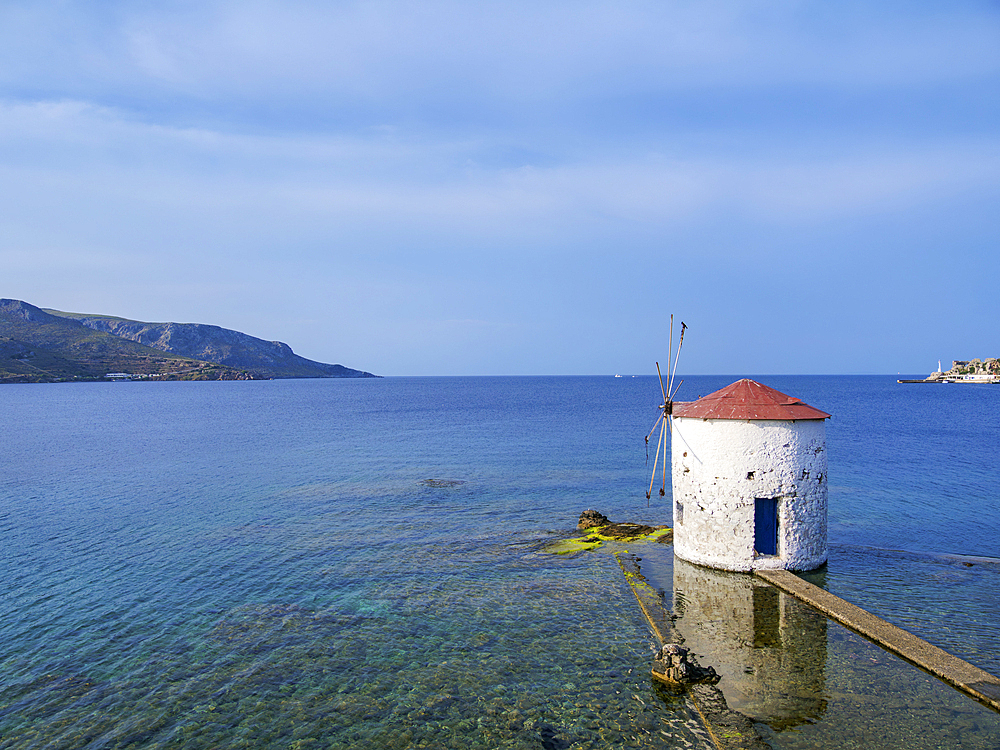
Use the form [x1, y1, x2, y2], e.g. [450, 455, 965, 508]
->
[3, 94, 997, 256]
[3, 3, 998, 117]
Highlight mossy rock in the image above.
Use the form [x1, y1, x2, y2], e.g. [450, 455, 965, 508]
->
[590, 523, 660, 541]
[543, 524, 672, 554]
[544, 537, 604, 555]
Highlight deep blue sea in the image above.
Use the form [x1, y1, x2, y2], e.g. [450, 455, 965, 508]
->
[1, 375, 998, 749]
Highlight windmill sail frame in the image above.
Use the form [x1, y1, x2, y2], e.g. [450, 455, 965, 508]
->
[646, 316, 686, 503]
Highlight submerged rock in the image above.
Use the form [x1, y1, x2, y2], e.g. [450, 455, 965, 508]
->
[652, 643, 720, 685]
[420, 479, 467, 488]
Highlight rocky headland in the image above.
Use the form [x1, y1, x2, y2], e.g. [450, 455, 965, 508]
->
[0, 299, 377, 383]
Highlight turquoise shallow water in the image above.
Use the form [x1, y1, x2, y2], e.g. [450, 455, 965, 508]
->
[1, 376, 998, 748]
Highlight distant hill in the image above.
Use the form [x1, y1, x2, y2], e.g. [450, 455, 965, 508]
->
[0, 299, 246, 383]
[0, 299, 377, 383]
[47, 309, 377, 380]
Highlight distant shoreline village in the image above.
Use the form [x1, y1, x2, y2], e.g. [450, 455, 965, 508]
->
[899, 359, 1000, 384]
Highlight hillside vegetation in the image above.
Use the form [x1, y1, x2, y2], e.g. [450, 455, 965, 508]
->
[0, 299, 376, 383]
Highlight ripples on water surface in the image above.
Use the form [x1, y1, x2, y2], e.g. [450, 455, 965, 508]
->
[1, 376, 998, 748]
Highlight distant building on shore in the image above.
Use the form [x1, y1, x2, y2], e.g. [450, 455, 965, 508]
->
[901, 358, 999, 383]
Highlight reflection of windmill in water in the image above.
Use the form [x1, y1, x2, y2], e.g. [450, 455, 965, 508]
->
[646, 316, 686, 504]
[671, 557, 829, 729]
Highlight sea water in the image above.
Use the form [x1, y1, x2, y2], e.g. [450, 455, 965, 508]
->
[0, 376, 998, 749]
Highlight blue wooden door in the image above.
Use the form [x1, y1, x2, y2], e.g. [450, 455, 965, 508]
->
[755, 497, 779, 556]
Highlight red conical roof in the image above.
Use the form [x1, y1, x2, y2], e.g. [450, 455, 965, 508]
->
[671, 379, 831, 421]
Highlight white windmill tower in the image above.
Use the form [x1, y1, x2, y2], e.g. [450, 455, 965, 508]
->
[646, 323, 831, 572]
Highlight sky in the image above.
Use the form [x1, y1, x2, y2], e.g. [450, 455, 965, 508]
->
[2, 1, 998, 376]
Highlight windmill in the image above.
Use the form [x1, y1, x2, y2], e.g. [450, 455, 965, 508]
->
[646, 316, 687, 504]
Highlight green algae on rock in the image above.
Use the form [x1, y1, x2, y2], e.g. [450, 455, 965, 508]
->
[543, 522, 673, 555]
[545, 536, 605, 554]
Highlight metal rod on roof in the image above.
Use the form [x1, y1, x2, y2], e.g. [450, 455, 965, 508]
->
[669, 379, 684, 402]
[660, 422, 667, 496]
[646, 414, 663, 445]
[647, 416, 665, 502]
[666, 315, 673, 398]
[658, 416, 668, 497]
[667, 322, 686, 398]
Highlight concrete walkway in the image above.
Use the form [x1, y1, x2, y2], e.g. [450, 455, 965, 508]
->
[756, 568, 1000, 713]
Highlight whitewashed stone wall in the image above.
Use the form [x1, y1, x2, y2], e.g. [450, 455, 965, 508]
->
[671, 417, 828, 572]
